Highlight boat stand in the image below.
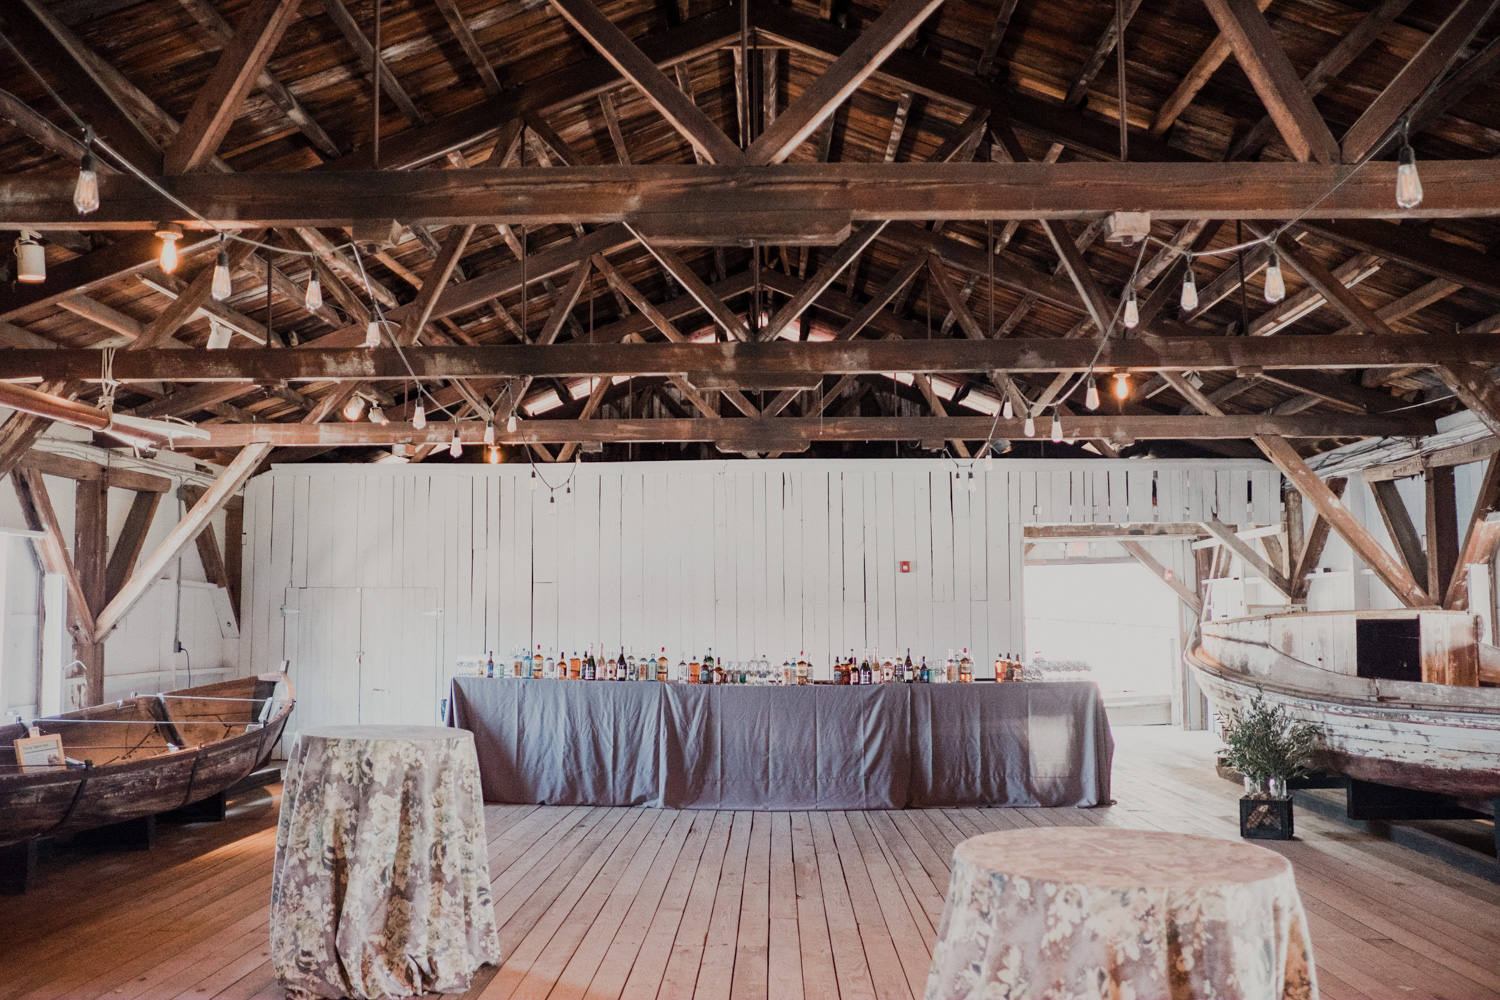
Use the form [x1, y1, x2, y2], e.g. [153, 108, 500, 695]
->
[0, 841, 38, 895]
[161, 791, 227, 824]
[74, 814, 156, 852]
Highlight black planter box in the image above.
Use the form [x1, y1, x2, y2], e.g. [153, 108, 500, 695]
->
[1240, 796, 1294, 840]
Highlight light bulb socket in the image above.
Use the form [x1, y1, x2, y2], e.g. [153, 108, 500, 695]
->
[1399, 144, 1416, 168]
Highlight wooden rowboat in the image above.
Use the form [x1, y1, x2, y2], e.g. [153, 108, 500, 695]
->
[1187, 610, 1500, 799]
[0, 673, 293, 848]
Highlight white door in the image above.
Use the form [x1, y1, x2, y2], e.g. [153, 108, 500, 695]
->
[357, 588, 441, 726]
[282, 587, 441, 736]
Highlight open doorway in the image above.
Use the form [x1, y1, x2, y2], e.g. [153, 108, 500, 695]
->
[1024, 551, 1181, 725]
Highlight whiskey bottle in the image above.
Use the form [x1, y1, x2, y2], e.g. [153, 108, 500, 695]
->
[626, 647, 637, 681]
[486, 651, 495, 678]
[703, 647, 715, 680]
[532, 645, 543, 679]
[919, 656, 930, 683]
[795, 651, 809, 686]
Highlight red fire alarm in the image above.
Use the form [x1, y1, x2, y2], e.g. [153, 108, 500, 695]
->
[899, 560, 911, 573]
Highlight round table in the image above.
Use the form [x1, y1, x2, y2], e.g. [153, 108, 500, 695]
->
[269, 725, 501, 999]
[924, 828, 1316, 1000]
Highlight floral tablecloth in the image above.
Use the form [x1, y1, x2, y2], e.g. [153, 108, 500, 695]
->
[270, 725, 501, 999]
[924, 828, 1317, 1000]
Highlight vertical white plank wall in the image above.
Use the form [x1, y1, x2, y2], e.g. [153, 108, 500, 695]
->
[242, 459, 1275, 695]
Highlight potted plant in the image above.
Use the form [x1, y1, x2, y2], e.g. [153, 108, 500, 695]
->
[1218, 690, 1323, 839]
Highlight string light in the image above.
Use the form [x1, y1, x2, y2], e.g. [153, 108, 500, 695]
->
[506, 412, 518, 433]
[304, 274, 322, 311]
[369, 404, 389, 426]
[211, 240, 232, 301]
[364, 319, 381, 348]
[205, 319, 231, 350]
[1085, 377, 1100, 411]
[1113, 372, 1131, 400]
[530, 468, 537, 491]
[154, 222, 183, 273]
[1263, 252, 1286, 304]
[1180, 266, 1198, 311]
[566, 482, 574, 503]
[1001, 398, 1013, 419]
[985, 451, 993, 471]
[13, 231, 44, 283]
[484, 422, 496, 446]
[342, 395, 366, 421]
[1122, 287, 1139, 329]
[1051, 413, 1064, 443]
[967, 470, 976, 492]
[1396, 136, 1423, 209]
[487, 445, 501, 464]
[412, 400, 426, 430]
[1023, 414, 1036, 438]
[73, 134, 99, 215]
[449, 427, 462, 458]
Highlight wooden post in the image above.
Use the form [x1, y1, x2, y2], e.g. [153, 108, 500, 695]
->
[1426, 466, 1459, 604]
[73, 472, 109, 705]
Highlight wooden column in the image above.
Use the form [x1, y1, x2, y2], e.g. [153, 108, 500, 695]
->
[1426, 466, 1459, 605]
[73, 472, 109, 705]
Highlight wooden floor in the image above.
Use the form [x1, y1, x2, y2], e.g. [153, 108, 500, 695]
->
[4, 727, 1500, 1000]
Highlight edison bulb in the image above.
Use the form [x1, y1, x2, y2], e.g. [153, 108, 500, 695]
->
[1263, 253, 1286, 304]
[484, 422, 496, 446]
[1051, 415, 1064, 443]
[157, 231, 180, 273]
[488, 446, 501, 464]
[1085, 377, 1099, 411]
[1396, 144, 1423, 209]
[1123, 289, 1139, 329]
[1023, 415, 1036, 438]
[304, 276, 322, 312]
[1001, 398, 1013, 420]
[1180, 268, 1198, 311]
[506, 412, 518, 433]
[412, 400, 426, 430]
[211, 246, 232, 301]
[364, 320, 381, 348]
[1113, 372, 1130, 401]
[449, 429, 462, 458]
[73, 149, 99, 215]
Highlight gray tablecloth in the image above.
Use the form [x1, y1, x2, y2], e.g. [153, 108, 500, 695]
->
[447, 678, 1112, 809]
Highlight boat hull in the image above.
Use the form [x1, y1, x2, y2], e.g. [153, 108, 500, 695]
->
[1189, 626, 1500, 799]
[0, 674, 292, 847]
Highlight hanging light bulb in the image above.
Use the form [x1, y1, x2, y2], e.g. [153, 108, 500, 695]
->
[13, 231, 45, 284]
[1051, 413, 1064, 444]
[487, 445, 501, 464]
[1180, 266, 1198, 312]
[985, 451, 993, 471]
[1113, 372, 1131, 401]
[1263, 251, 1286, 304]
[364, 319, 382, 348]
[1001, 397, 1013, 420]
[369, 404, 388, 426]
[548, 493, 557, 515]
[506, 411, 518, 433]
[1085, 377, 1100, 411]
[1023, 414, 1036, 438]
[967, 470, 976, 492]
[205, 319, 231, 350]
[1122, 288, 1139, 329]
[73, 139, 99, 215]
[412, 400, 426, 430]
[1396, 140, 1423, 209]
[530, 468, 537, 491]
[566, 483, 573, 504]
[154, 222, 183, 273]
[211, 241, 232, 301]
[449, 427, 462, 458]
[304, 275, 322, 312]
[343, 395, 366, 421]
[484, 422, 496, 446]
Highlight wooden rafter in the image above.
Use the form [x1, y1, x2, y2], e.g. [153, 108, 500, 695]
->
[1369, 478, 1428, 590]
[320, 0, 426, 125]
[1151, 0, 1273, 136]
[1119, 540, 1203, 617]
[759, 222, 887, 341]
[1065, 0, 1147, 107]
[104, 490, 164, 602]
[1291, 476, 1346, 600]
[1446, 455, 1500, 608]
[1201, 516, 1293, 599]
[12, 467, 95, 645]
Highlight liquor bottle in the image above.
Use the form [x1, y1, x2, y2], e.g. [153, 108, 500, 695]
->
[486, 651, 494, 678]
[626, 647, 637, 681]
[604, 652, 616, 682]
[587, 647, 598, 681]
[943, 648, 955, 684]
[677, 654, 689, 683]
[542, 649, 554, 680]
[780, 653, 792, 686]
[531, 646, 541, 679]
[714, 661, 726, 684]
[849, 652, 861, 686]
[903, 649, 914, 683]
[703, 647, 715, 680]
[795, 651, 809, 686]
[861, 654, 874, 686]
[565, 651, 576, 680]
[959, 648, 973, 683]
[919, 656, 930, 683]
[881, 652, 894, 684]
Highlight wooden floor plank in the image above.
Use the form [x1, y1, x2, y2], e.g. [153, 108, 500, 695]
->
[6, 729, 1500, 1000]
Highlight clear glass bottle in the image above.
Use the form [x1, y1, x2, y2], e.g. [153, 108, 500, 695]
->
[881, 653, 894, 684]
[677, 654, 689, 683]
[657, 647, 669, 682]
[945, 649, 957, 684]
[544, 649, 557, 680]
[626, 647, 637, 681]
[919, 656, 930, 683]
[795, 651, 809, 686]
[605, 652, 618, 682]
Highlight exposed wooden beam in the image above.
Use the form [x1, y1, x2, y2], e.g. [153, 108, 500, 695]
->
[104, 489, 163, 602]
[1340, 0, 1500, 164]
[1427, 465, 1460, 604]
[1025, 523, 1207, 538]
[162, 0, 298, 175]
[94, 444, 270, 639]
[5, 335, 1499, 383]
[1291, 476, 1346, 600]
[12, 467, 95, 645]
[913, 374, 970, 457]
[1369, 478, 1429, 590]
[0, 381, 78, 481]
[175, 412, 1433, 449]
[1065, 0, 1148, 107]
[1435, 363, 1500, 439]
[397, 225, 475, 344]
[598, 92, 632, 164]
[1197, 0, 1341, 162]
[1151, 0, 1273, 136]
[545, 0, 742, 164]
[745, 0, 948, 164]
[974, 0, 1021, 77]
[16, 161, 1500, 232]
[629, 233, 750, 341]
[1120, 540, 1203, 616]
[1201, 515, 1293, 599]
[319, 0, 426, 125]
[1264, 231, 1396, 335]
[1446, 455, 1500, 609]
[1302, 220, 1500, 301]
[133, 235, 262, 349]
[431, 0, 503, 96]
[759, 222, 887, 341]
[18, 450, 172, 493]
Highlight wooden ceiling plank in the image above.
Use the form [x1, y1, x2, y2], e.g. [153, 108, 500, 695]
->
[545, 0, 742, 164]
[629, 231, 751, 341]
[1196, 0, 1341, 162]
[1340, 0, 1500, 164]
[745, 0, 947, 164]
[599, 92, 633, 164]
[162, 0, 299, 174]
[431, 0, 503, 96]
[320, 0, 426, 125]
[1151, 0, 1272, 136]
[94, 443, 270, 639]
[1065, 0, 1148, 107]
[759, 222, 887, 342]
[1301, 220, 1500, 300]
[133, 234, 263, 349]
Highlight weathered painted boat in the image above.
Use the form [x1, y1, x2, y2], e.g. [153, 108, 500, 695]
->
[1187, 609, 1500, 799]
[0, 673, 293, 847]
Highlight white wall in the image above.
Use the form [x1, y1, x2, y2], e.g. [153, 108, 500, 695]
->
[241, 459, 1278, 708]
[0, 433, 242, 722]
